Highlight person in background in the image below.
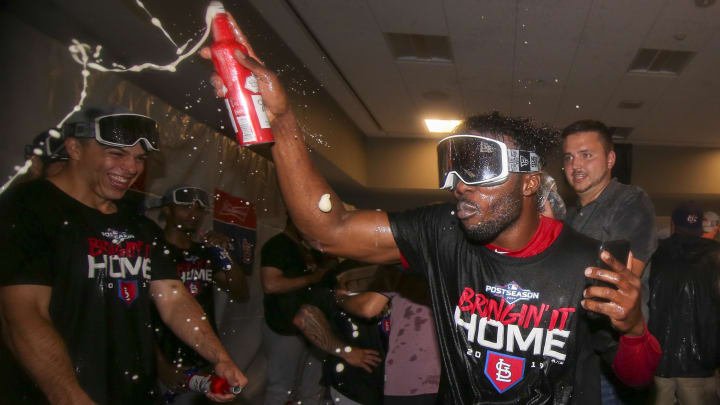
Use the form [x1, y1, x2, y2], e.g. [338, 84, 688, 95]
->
[648, 201, 720, 405]
[260, 218, 337, 405]
[23, 128, 68, 181]
[538, 173, 566, 220]
[294, 263, 386, 405]
[702, 210, 719, 241]
[153, 185, 247, 404]
[335, 264, 441, 405]
[561, 119, 658, 405]
[0, 105, 245, 405]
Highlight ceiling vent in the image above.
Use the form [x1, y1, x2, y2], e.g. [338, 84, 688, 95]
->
[617, 100, 644, 110]
[385, 33, 453, 63]
[628, 48, 695, 76]
[609, 127, 634, 141]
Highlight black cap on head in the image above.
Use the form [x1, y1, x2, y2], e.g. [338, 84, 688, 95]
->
[672, 201, 703, 236]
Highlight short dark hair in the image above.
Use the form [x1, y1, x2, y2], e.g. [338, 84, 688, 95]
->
[561, 119, 613, 153]
[452, 111, 560, 167]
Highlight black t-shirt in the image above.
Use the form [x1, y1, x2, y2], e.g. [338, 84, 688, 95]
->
[389, 203, 616, 405]
[307, 287, 386, 405]
[153, 242, 218, 370]
[0, 180, 178, 405]
[261, 232, 321, 335]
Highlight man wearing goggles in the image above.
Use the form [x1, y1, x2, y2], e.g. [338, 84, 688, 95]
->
[203, 32, 660, 405]
[153, 185, 247, 402]
[0, 105, 245, 405]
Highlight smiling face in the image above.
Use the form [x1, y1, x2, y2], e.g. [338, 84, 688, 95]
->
[452, 132, 526, 242]
[562, 131, 615, 203]
[73, 139, 147, 203]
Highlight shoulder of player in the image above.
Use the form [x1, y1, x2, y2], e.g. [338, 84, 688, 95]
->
[605, 181, 652, 208]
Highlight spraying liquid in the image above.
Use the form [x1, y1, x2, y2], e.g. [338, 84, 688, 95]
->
[1, 2, 225, 195]
[209, 2, 274, 146]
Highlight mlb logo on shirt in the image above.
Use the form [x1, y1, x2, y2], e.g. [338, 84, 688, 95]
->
[118, 279, 138, 305]
[484, 350, 525, 393]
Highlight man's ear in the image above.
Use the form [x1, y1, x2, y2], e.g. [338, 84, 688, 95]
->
[523, 173, 540, 197]
[607, 150, 616, 170]
[65, 137, 82, 160]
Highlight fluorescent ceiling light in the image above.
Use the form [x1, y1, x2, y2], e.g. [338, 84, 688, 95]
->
[425, 119, 461, 133]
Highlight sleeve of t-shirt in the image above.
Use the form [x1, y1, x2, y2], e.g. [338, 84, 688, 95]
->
[260, 234, 290, 269]
[612, 323, 662, 386]
[388, 204, 448, 279]
[610, 190, 658, 263]
[0, 188, 53, 286]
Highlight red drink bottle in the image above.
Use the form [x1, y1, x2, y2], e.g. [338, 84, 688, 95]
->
[186, 371, 242, 394]
[210, 2, 274, 146]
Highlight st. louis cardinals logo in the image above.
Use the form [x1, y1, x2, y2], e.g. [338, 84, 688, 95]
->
[484, 350, 525, 393]
[118, 279, 138, 305]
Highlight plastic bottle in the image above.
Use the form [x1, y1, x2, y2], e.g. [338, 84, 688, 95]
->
[210, 2, 274, 146]
[186, 371, 242, 395]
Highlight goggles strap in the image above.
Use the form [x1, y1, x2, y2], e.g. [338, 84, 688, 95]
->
[508, 150, 541, 173]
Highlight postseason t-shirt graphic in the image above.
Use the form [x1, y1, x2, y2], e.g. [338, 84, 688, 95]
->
[87, 227, 157, 304]
[389, 203, 615, 405]
[455, 280, 576, 394]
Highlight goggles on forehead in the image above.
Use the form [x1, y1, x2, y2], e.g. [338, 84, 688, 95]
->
[437, 134, 541, 189]
[63, 113, 160, 151]
[164, 187, 210, 208]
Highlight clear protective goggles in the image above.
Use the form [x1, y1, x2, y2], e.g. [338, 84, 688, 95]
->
[63, 113, 160, 151]
[164, 187, 210, 208]
[437, 134, 541, 189]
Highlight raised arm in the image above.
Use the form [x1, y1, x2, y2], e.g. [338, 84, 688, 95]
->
[200, 16, 399, 264]
[151, 279, 246, 401]
[293, 304, 381, 373]
[335, 291, 389, 319]
[0, 285, 96, 405]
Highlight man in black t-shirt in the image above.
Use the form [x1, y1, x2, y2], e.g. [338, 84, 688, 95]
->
[0, 106, 246, 405]
[203, 27, 661, 404]
[293, 265, 386, 405]
[152, 185, 247, 404]
[260, 218, 335, 405]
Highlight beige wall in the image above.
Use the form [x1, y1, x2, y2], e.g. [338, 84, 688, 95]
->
[365, 136, 439, 189]
[632, 145, 720, 195]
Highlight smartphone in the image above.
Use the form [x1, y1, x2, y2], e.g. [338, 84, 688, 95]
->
[586, 239, 630, 307]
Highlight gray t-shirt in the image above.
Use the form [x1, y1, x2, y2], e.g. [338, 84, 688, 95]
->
[566, 178, 657, 263]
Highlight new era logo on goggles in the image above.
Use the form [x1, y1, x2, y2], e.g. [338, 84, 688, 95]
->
[437, 135, 541, 189]
[62, 114, 160, 151]
[164, 187, 210, 208]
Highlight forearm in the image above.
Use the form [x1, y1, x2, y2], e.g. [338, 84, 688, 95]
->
[215, 262, 248, 301]
[612, 324, 661, 386]
[338, 292, 387, 319]
[294, 304, 350, 357]
[155, 283, 232, 365]
[2, 316, 92, 405]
